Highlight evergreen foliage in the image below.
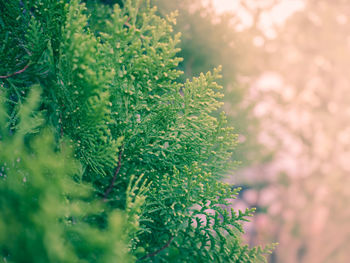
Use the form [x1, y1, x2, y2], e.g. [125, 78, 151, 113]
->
[0, 88, 131, 262]
[0, 0, 273, 262]
[154, 0, 263, 166]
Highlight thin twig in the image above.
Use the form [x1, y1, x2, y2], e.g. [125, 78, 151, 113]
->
[0, 62, 30, 79]
[59, 105, 64, 138]
[124, 17, 146, 40]
[137, 236, 174, 261]
[104, 147, 124, 201]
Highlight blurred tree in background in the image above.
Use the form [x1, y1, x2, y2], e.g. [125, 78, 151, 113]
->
[230, 0, 350, 262]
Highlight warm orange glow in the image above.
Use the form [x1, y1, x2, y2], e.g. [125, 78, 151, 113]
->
[209, 0, 350, 262]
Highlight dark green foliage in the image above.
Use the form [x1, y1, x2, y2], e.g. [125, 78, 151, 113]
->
[0, 89, 131, 263]
[0, 0, 272, 262]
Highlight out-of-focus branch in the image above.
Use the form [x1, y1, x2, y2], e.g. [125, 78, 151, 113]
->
[104, 147, 124, 201]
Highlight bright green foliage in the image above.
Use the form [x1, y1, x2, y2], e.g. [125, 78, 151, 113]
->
[155, 0, 263, 167]
[0, 0, 271, 262]
[58, 0, 120, 177]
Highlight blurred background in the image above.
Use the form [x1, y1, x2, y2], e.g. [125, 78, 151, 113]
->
[153, 0, 350, 262]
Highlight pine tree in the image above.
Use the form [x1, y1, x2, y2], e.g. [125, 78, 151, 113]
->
[0, 0, 273, 262]
[0, 88, 132, 262]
